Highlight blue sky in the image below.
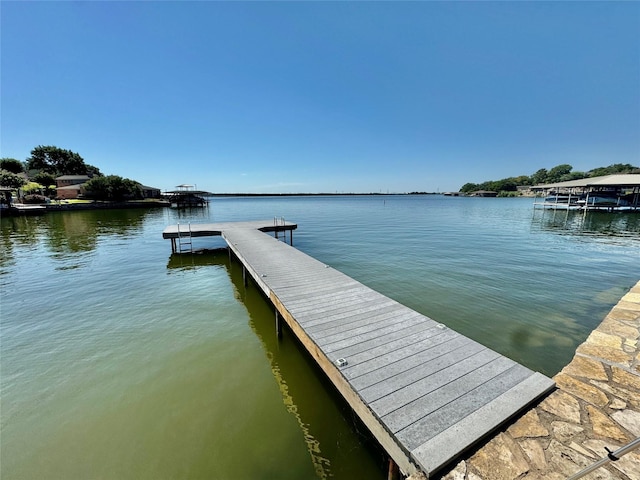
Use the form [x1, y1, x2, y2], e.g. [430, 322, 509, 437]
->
[2, 1, 639, 193]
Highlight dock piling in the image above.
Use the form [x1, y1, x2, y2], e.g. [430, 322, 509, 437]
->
[275, 310, 282, 338]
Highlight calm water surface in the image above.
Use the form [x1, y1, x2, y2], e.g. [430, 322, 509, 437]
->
[1, 196, 638, 479]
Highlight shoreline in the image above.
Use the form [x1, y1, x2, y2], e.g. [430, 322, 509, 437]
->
[0, 200, 170, 216]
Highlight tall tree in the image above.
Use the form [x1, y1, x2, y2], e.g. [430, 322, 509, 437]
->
[530, 168, 549, 185]
[546, 164, 573, 183]
[0, 158, 25, 174]
[0, 171, 27, 189]
[26, 146, 101, 177]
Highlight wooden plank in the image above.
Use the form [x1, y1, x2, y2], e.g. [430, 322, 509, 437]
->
[313, 306, 422, 347]
[307, 303, 408, 336]
[360, 342, 493, 406]
[304, 302, 404, 335]
[397, 364, 533, 450]
[409, 372, 555, 474]
[348, 332, 472, 389]
[290, 292, 394, 321]
[380, 355, 516, 432]
[275, 282, 367, 307]
[287, 288, 385, 315]
[321, 312, 425, 353]
[328, 320, 437, 358]
[338, 325, 451, 376]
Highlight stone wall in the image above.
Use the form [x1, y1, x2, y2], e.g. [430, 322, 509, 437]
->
[431, 281, 640, 480]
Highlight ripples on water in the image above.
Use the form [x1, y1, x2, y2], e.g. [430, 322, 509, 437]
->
[1, 197, 638, 479]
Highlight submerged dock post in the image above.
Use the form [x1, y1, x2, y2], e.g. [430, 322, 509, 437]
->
[387, 458, 400, 480]
[275, 310, 282, 338]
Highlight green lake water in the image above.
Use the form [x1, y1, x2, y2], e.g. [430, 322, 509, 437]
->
[1, 195, 639, 479]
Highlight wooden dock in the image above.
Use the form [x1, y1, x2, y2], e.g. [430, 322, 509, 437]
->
[162, 220, 555, 477]
[162, 219, 297, 253]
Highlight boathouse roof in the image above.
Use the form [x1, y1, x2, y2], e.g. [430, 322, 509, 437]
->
[532, 173, 640, 190]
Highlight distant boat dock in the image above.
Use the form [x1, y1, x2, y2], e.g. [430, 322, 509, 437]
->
[532, 174, 640, 212]
[162, 220, 554, 477]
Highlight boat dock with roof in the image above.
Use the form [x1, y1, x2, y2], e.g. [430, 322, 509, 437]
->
[532, 174, 640, 212]
[162, 220, 555, 478]
[164, 184, 212, 208]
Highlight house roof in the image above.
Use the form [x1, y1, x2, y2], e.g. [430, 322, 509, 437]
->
[532, 174, 640, 190]
[56, 175, 91, 180]
[56, 184, 84, 190]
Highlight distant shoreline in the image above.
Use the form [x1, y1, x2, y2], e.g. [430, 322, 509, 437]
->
[205, 192, 441, 197]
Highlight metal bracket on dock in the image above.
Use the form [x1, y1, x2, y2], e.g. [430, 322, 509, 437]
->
[336, 358, 348, 368]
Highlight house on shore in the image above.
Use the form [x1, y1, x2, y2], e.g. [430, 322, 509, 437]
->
[141, 185, 162, 199]
[54, 175, 162, 200]
[55, 175, 90, 199]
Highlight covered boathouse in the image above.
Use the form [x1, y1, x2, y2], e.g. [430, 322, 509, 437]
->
[532, 174, 640, 211]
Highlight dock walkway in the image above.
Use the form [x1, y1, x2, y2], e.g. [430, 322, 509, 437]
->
[162, 221, 555, 477]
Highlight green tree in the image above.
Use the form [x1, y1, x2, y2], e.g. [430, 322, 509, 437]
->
[546, 164, 573, 183]
[589, 163, 639, 177]
[32, 172, 56, 188]
[460, 182, 479, 193]
[83, 175, 142, 201]
[26, 145, 102, 177]
[531, 168, 548, 185]
[0, 158, 25, 174]
[559, 171, 586, 182]
[513, 175, 532, 186]
[493, 179, 517, 192]
[86, 164, 103, 177]
[0, 170, 27, 189]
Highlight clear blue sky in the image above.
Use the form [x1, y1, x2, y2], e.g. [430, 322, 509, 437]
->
[2, 1, 639, 193]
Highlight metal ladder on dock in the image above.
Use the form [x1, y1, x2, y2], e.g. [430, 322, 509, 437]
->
[274, 216, 285, 242]
[177, 222, 193, 253]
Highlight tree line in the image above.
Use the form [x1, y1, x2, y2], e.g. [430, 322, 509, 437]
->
[459, 163, 640, 195]
[1, 145, 143, 201]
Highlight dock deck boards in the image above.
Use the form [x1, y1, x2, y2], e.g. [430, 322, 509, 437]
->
[163, 220, 555, 477]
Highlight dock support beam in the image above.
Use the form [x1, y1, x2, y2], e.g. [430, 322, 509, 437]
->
[387, 458, 400, 480]
[243, 265, 248, 287]
[275, 310, 282, 338]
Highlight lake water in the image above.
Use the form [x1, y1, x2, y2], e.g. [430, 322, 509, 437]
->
[1, 195, 638, 479]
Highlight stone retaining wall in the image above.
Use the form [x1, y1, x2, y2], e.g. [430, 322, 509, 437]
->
[430, 280, 640, 480]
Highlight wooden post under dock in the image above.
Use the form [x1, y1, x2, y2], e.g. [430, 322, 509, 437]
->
[162, 220, 554, 478]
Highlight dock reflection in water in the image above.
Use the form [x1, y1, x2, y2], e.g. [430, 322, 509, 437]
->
[531, 208, 640, 241]
[167, 250, 387, 480]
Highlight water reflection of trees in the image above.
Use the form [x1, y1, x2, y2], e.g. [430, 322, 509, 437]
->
[0, 209, 153, 266]
[531, 209, 640, 241]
